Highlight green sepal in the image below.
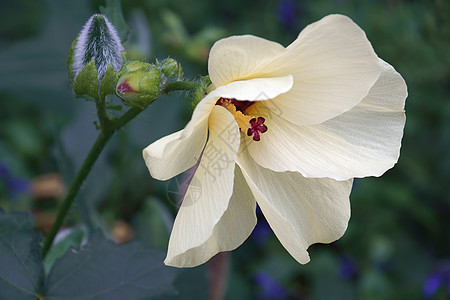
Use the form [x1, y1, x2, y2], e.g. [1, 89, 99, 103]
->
[160, 58, 178, 79]
[74, 60, 99, 101]
[177, 63, 184, 80]
[192, 75, 211, 110]
[67, 37, 77, 87]
[99, 65, 118, 100]
[120, 50, 127, 63]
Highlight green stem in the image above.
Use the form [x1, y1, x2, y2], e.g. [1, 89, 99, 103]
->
[42, 80, 200, 258]
[42, 107, 144, 258]
[111, 107, 142, 131]
[96, 97, 109, 129]
[42, 131, 111, 257]
[163, 81, 199, 93]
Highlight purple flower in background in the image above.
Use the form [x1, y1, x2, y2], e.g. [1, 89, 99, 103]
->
[424, 273, 443, 299]
[0, 163, 30, 199]
[339, 254, 359, 280]
[251, 206, 273, 246]
[251, 220, 272, 246]
[277, 0, 297, 30]
[254, 271, 288, 300]
[423, 261, 450, 299]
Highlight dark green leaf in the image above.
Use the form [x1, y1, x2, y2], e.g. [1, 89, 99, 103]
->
[100, 0, 129, 43]
[0, 211, 45, 300]
[45, 231, 176, 300]
[43, 226, 86, 275]
[133, 198, 172, 249]
[151, 266, 208, 300]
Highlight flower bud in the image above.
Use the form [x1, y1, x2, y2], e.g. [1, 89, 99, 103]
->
[160, 58, 179, 79]
[116, 61, 161, 108]
[71, 14, 124, 84]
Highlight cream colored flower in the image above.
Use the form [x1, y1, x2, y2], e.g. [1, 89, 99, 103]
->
[143, 14, 407, 267]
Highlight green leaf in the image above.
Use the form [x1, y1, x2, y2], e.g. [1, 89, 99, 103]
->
[151, 266, 209, 300]
[43, 226, 86, 275]
[100, 0, 129, 43]
[45, 231, 177, 299]
[99, 65, 118, 100]
[73, 60, 99, 101]
[0, 211, 45, 300]
[133, 198, 172, 249]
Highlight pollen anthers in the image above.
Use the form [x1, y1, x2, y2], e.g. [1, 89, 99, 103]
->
[216, 97, 267, 141]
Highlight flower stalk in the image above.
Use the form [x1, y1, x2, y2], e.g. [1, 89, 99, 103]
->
[42, 80, 200, 258]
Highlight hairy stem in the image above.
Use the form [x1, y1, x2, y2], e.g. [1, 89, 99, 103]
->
[42, 79, 200, 257]
[162, 81, 200, 93]
[42, 131, 111, 257]
[42, 106, 144, 258]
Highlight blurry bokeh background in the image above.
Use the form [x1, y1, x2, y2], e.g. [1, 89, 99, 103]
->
[1, 0, 449, 299]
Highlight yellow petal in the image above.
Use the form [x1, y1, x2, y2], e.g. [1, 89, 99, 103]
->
[142, 91, 218, 181]
[237, 151, 352, 264]
[165, 167, 257, 267]
[247, 59, 407, 180]
[208, 35, 285, 87]
[256, 14, 381, 125]
[164, 105, 241, 267]
[214, 75, 293, 101]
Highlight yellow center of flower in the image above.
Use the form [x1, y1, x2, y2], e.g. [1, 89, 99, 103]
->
[216, 97, 268, 141]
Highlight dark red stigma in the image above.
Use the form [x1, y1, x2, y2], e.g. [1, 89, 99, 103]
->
[247, 117, 267, 141]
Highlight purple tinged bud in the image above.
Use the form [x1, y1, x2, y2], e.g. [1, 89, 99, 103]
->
[116, 61, 161, 107]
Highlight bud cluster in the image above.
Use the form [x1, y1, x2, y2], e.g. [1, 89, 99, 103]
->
[68, 14, 186, 110]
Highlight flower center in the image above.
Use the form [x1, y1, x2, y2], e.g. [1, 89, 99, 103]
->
[216, 97, 268, 141]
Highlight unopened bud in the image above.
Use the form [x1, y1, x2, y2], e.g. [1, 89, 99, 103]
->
[160, 58, 179, 78]
[71, 14, 124, 84]
[116, 61, 161, 108]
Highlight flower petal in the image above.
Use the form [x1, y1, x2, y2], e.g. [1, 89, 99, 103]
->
[214, 75, 293, 101]
[257, 14, 381, 125]
[237, 151, 352, 264]
[142, 91, 218, 181]
[165, 166, 257, 267]
[247, 59, 406, 180]
[164, 105, 241, 267]
[208, 35, 285, 87]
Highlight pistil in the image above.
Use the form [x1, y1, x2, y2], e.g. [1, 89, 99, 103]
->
[216, 97, 268, 141]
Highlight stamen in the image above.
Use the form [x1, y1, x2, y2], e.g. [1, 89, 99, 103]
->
[216, 97, 268, 141]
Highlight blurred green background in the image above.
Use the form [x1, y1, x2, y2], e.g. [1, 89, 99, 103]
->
[0, 0, 449, 299]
